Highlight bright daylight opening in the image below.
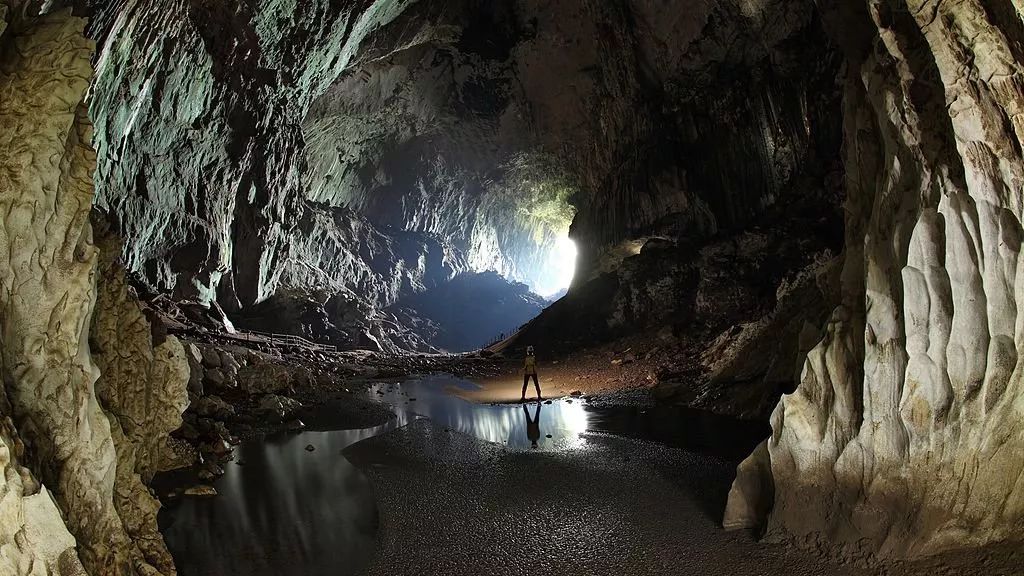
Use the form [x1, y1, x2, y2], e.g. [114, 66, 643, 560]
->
[538, 235, 577, 299]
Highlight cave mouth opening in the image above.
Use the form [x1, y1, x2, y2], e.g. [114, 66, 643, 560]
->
[534, 235, 577, 300]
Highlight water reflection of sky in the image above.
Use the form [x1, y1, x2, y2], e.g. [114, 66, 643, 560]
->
[369, 373, 590, 449]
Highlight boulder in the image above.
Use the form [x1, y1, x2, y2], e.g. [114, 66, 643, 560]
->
[184, 342, 205, 398]
[236, 363, 293, 395]
[256, 394, 302, 423]
[183, 485, 217, 497]
[203, 367, 236, 394]
[200, 346, 222, 368]
[193, 396, 235, 421]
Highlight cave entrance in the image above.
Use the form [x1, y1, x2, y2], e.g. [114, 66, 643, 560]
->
[535, 235, 577, 300]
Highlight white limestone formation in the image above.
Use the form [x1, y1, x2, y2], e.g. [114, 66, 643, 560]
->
[727, 0, 1024, 557]
[0, 418, 88, 576]
[0, 5, 187, 575]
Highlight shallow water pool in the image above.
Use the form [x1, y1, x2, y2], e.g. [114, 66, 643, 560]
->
[159, 374, 768, 576]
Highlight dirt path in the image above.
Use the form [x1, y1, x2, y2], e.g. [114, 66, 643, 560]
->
[460, 355, 656, 404]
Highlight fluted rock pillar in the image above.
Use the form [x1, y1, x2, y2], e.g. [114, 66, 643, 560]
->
[727, 0, 1024, 558]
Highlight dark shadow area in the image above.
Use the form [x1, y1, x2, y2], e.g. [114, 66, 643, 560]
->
[157, 427, 385, 576]
[585, 404, 769, 461]
[585, 404, 771, 521]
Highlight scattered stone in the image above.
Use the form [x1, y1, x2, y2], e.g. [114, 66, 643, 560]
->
[256, 394, 302, 422]
[200, 346, 222, 368]
[199, 438, 232, 459]
[184, 342, 205, 397]
[177, 419, 201, 441]
[219, 350, 240, 373]
[204, 367, 227, 388]
[569, 390, 582, 396]
[197, 462, 224, 481]
[183, 485, 218, 497]
[236, 361, 296, 395]
[193, 395, 235, 420]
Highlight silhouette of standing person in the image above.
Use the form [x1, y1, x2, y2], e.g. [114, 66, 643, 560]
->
[523, 401, 542, 449]
[521, 345, 541, 402]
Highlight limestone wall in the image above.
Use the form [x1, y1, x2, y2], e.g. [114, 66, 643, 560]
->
[727, 0, 1024, 557]
[0, 4, 188, 575]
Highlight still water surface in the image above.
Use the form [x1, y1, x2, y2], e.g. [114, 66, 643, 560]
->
[159, 374, 767, 576]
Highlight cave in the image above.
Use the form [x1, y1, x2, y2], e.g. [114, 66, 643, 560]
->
[2, 0, 1024, 575]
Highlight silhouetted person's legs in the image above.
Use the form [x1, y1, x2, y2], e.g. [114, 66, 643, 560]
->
[530, 373, 541, 400]
[521, 374, 529, 402]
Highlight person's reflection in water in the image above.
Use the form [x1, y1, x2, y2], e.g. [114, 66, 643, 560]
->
[523, 402, 542, 449]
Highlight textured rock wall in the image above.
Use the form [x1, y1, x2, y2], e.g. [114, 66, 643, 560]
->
[511, 0, 843, 279]
[299, 0, 575, 294]
[87, 0, 563, 316]
[0, 415, 87, 576]
[90, 214, 190, 574]
[0, 4, 186, 575]
[727, 0, 1024, 557]
[87, 0, 844, 351]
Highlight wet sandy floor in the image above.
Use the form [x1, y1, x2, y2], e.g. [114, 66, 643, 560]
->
[160, 375, 1023, 576]
[345, 421, 1024, 576]
[345, 419, 857, 576]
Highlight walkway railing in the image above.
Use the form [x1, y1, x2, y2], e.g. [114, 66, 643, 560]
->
[230, 329, 338, 353]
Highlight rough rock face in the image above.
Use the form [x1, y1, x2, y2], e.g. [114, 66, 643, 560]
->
[86, 0, 569, 318]
[90, 215, 190, 574]
[86, 0, 844, 355]
[727, 0, 1024, 558]
[0, 4, 186, 575]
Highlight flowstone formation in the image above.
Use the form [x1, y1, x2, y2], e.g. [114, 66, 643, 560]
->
[0, 4, 187, 575]
[727, 0, 1024, 558]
